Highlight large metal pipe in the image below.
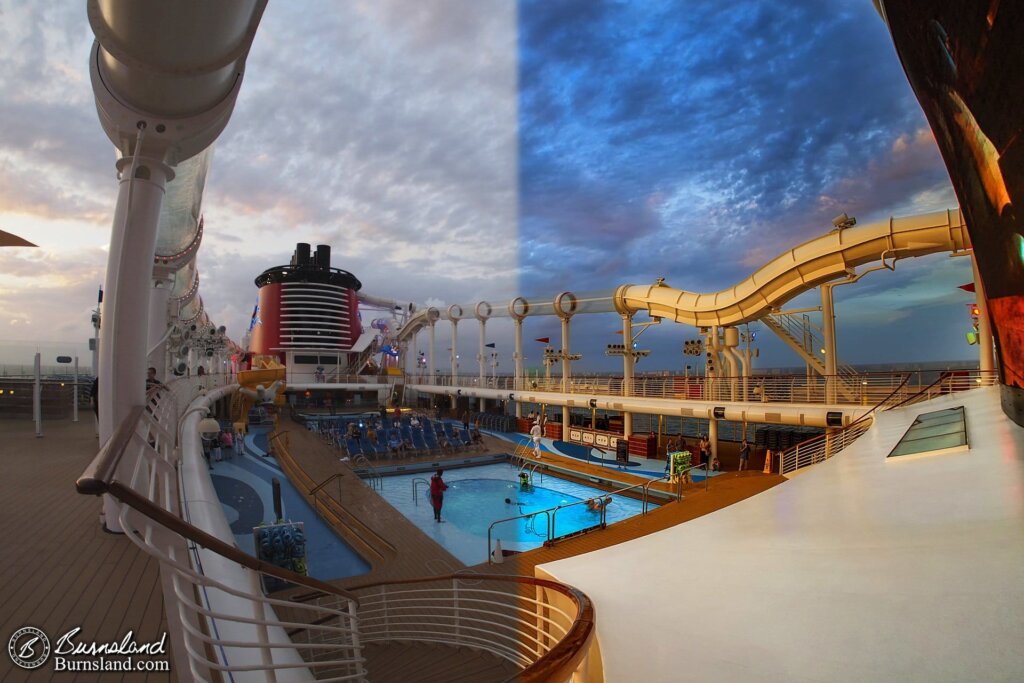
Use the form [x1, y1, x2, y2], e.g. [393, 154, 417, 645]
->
[614, 209, 971, 327]
[89, 0, 267, 117]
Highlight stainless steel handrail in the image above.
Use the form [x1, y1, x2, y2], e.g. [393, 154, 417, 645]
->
[487, 509, 553, 562]
[412, 477, 430, 506]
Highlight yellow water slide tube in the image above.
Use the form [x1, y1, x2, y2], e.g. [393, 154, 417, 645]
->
[613, 208, 971, 326]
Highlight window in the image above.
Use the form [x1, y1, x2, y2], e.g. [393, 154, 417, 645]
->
[887, 406, 968, 458]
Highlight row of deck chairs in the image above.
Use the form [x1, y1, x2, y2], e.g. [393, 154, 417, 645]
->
[344, 420, 485, 460]
[464, 411, 518, 433]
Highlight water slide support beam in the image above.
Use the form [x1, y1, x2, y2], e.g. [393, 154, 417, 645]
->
[821, 284, 838, 403]
[450, 319, 458, 410]
[99, 154, 173, 533]
[561, 316, 571, 441]
[622, 314, 634, 438]
[972, 253, 994, 373]
[513, 319, 523, 417]
[428, 322, 436, 383]
[478, 318, 486, 411]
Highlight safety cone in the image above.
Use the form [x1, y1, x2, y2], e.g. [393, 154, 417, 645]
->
[763, 449, 773, 474]
[491, 539, 504, 564]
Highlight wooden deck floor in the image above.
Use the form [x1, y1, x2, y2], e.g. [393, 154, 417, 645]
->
[1, 419, 173, 683]
[278, 420, 470, 586]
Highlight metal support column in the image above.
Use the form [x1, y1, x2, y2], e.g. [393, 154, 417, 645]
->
[972, 254, 995, 373]
[622, 313, 634, 438]
[821, 283, 838, 403]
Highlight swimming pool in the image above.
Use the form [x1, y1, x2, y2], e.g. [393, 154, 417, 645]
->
[375, 462, 653, 565]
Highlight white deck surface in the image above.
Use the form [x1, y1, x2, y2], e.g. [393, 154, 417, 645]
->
[539, 386, 1024, 682]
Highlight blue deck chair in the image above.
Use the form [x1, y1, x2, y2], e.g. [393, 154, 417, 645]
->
[359, 437, 380, 460]
[442, 422, 466, 451]
[410, 428, 431, 455]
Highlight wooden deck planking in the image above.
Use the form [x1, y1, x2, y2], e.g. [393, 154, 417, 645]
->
[1, 419, 173, 683]
[276, 420, 470, 587]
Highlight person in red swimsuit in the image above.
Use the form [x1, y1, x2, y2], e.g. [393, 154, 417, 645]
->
[430, 469, 448, 522]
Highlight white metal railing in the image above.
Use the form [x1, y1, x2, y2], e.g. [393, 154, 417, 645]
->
[79, 375, 600, 682]
[307, 572, 596, 683]
[287, 370, 399, 386]
[77, 374, 369, 682]
[779, 420, 875, 475]
[778, 370, 1000, 475]
[409, 371, 926, 407]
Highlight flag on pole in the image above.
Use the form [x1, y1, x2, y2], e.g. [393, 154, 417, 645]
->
[958, 282, 976, 293]
[535, 337, 550, 343]
[485, 342, 496, 348]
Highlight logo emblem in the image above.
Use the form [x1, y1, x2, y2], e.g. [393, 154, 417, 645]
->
[8, 626, 51, 670]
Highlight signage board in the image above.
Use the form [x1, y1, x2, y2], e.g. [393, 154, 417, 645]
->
[615, 439, 629, 464]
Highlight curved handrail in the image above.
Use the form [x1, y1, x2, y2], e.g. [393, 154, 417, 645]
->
[77, 434, 361, 605]
[886, 369, 999, 411]
[340, 572, 596, 683]
[411, 477, 430, 505]
[487, 509, 553, 563]
[779, 372, 913, 461]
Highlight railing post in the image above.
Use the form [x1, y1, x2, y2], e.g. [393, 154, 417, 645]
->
[248, 569, 278, 683]
[381, 586, 390, 642]
[453, 579, 461, 644]
[348, 598, 365, 679]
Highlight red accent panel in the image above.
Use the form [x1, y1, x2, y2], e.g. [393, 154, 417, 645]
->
[990, 296, 1024, 389]
[251, 283, 282, 358]
[348, 289, 361, 348]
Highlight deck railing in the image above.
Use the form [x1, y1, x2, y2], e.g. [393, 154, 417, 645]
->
[78, 374, 599, 682]
[779, 370, 999, 475]
[408, 371, 926, 407]
[310, 572, 597, 683]
[77, 375, 368, 681]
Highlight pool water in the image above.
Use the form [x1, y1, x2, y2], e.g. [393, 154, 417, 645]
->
[375, 462, 652, 565]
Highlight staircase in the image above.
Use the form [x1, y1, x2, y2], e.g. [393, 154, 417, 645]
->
[762, 311, 858, 400]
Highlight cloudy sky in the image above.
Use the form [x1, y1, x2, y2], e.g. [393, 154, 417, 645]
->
[0, 1, 976, 372]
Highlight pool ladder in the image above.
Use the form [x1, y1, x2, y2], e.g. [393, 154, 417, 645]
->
[412, 477, 430, 506]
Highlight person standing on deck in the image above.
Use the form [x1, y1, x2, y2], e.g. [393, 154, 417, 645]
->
[430, 469, 448, 522]
[739, 438, 750, 471]
[698, 435, 710, 467]
[234, 428, 245, 457]
[530, 421, 543, 458]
